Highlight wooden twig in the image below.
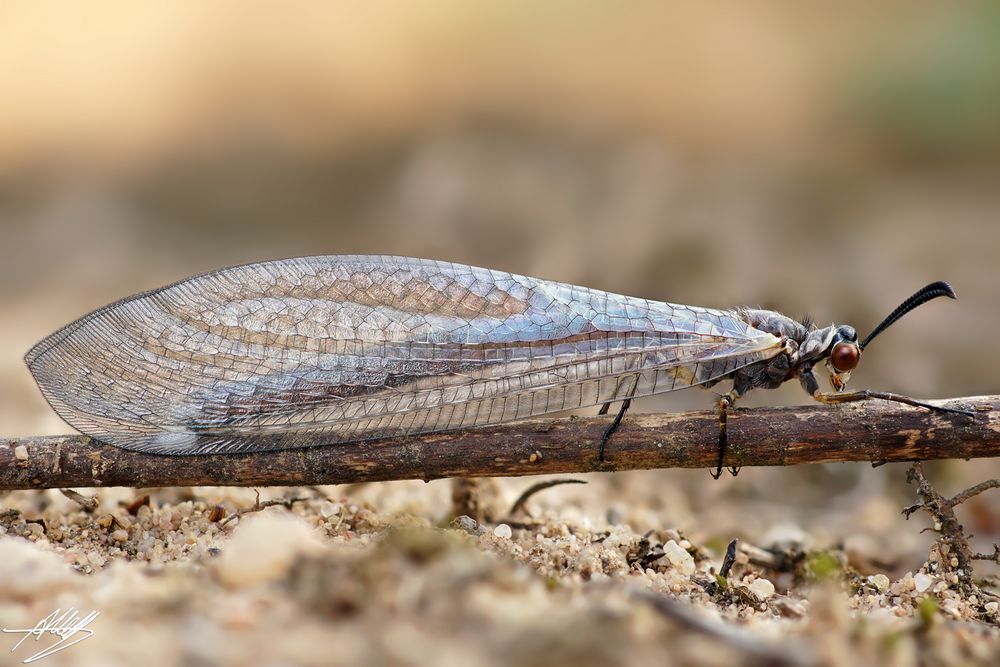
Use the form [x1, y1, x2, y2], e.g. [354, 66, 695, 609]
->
[948, 479, 1000, 508]
[0, 395, 996, 490]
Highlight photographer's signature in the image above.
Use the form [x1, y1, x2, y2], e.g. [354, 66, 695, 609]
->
[3, 607, 99, 663]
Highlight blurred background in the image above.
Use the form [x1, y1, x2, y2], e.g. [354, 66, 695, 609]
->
[2, 2, 998, 573]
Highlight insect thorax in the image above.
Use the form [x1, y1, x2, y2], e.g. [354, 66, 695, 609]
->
[731, 307, 844, 392]
[736, 308, 810, 343]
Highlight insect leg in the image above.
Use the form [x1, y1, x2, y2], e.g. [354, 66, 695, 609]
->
[598, 374, 640, 462]
[713, 388, 744, 479]
[796, 364, 973, 417]
[812, 390, 974, 417]
[597, 372, 631, 416]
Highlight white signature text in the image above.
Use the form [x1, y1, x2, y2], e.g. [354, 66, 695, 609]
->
[3, 608, 99, 663]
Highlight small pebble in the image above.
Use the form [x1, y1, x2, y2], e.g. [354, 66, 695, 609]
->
[493, 524, 513, 539]
[914, 573, 933, 593]
[320, 502, 342, 520]
[14, 445, 28, 461]
[868, 574, 891, 593]
[137, 537, 155, 555]
[451, 515, 482, 535]
[111, 529, 129, 542]
[662, 540, 695, 576]
[749, 578, 776, 599]
[941, 599, 963, 619]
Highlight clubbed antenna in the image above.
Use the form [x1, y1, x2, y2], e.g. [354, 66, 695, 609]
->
[859, 281, 956, 351]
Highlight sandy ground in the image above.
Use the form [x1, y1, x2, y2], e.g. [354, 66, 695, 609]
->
[2, 467, 999, 667]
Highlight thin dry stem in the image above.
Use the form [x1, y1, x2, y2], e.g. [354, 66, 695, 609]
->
[508, 478, 587, 517]
[59, 488, 98, 511]
[948, 479, 1000, 508]
[218, 490, 311, 528]
[0, 394, 995, 490]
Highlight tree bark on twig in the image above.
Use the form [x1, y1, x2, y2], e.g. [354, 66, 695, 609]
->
[0, 395, 996, 491]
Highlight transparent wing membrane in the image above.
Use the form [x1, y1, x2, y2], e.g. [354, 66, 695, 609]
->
[26, 256, 782, 454]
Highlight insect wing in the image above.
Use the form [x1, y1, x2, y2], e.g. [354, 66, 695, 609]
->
[25, 256, 782, 454]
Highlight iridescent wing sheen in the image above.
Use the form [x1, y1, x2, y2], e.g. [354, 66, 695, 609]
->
[25, 255, 783, 454]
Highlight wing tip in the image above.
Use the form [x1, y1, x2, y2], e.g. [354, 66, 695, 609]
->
[24, 332, 61, 370]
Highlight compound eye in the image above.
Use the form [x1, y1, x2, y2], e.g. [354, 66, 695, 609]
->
[830, 342, 860, 372]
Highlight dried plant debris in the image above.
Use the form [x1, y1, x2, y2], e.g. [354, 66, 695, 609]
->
[899, 463, 1000, 623]
[0, 480, 999, 667]
[508, 478, 588, 518]
[217, 489, 313, 529]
